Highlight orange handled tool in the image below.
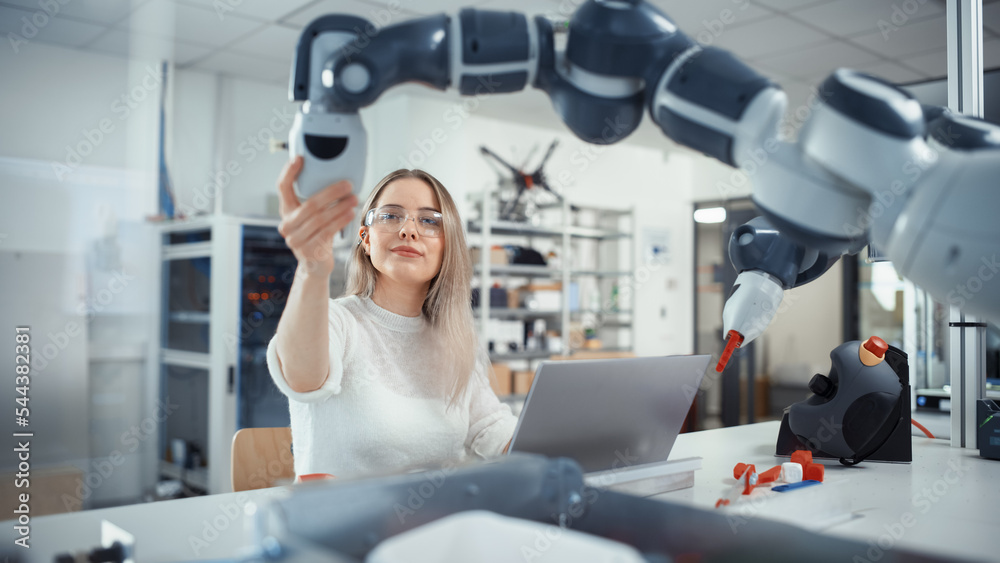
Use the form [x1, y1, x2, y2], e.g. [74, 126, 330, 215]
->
[716, 330, 745, 372]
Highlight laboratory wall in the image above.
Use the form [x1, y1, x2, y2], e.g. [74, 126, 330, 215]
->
[0, 41, 160, 508]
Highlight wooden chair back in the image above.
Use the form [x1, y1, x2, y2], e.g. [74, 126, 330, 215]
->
[231, 427, 295, 492]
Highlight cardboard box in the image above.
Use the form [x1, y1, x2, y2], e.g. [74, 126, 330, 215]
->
[523, 290, 561, 310]
[522, 282, 562, 291]
[506, 288, 520, 309]
[490, 363, 512, 396]
[470, 246, 508, 265]
[513, 369, 536, 395]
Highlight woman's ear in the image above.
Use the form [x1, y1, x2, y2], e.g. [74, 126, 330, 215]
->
[358, 227, 370, 255]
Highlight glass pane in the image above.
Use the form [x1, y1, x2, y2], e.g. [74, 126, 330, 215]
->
[163, 257, 211, 354]
[160, 364, 209, 493]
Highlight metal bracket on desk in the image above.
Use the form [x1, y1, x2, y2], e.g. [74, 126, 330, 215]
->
[583, 457, 701, 497]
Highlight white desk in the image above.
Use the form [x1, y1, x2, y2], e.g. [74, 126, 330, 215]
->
[4, 422, 998, 562]
[662, 421, 998, 563]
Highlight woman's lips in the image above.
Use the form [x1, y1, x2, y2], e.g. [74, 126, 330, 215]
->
[391, 247, 422, 258]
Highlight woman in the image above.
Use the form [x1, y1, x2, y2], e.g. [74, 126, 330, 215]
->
[266, 156, 517, 480]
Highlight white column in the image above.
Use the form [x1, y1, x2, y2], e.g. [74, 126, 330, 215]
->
[946, 0, 986, 449]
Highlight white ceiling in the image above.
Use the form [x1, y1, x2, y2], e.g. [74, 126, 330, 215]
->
[2, 0, 998, 149]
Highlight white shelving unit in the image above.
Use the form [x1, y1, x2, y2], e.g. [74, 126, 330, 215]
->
[468, 193, 636, 364]
[153, 215, 289, 495]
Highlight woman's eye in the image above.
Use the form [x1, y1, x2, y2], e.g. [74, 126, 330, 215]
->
[380, 213, 401, 221]
[420, 217, 441, 227]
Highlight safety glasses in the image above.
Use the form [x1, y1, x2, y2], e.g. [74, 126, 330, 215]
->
[364, 205, 444, 237]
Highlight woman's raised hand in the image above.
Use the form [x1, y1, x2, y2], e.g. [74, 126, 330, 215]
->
[276, 156, 358, 276]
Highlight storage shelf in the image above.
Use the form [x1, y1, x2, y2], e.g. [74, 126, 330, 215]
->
[475, 264, 562, 278]
[473, 197, 635, 361]
[163, 241, 212, 260]
[489, 350, 554, 362]
[572, 309, 632, 316]
[159, 460, 209, 491]
[917, 388, 1000, 399]
[468, 220, 630, 240]
[169, 311, 211, 323]
[161, 349, 211, 369]
[570, 270, 631, 277]
[474, 308, 562, 319]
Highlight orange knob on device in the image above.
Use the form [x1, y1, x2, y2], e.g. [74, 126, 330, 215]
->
[859, 336, 888, 366]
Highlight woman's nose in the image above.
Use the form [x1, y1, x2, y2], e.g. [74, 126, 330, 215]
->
[398, 216, 419, 238]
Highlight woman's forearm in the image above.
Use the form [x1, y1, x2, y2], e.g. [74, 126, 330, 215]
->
[274, 264, 332, 393]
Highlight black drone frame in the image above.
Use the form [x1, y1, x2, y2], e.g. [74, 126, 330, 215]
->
[480, 139, 565, 221]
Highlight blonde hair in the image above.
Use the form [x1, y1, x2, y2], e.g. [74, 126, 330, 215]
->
[345, 169, 485, 406]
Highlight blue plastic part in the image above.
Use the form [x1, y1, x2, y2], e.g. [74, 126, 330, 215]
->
[772, 480, 821, 492]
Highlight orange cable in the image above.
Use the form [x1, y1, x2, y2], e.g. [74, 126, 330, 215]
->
[911, 418, 935, 439]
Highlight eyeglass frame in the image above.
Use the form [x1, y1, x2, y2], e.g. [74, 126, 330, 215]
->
[362, 204, 445, 238]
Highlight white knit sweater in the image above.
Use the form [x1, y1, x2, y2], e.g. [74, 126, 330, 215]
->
[266, 295, 518, 479]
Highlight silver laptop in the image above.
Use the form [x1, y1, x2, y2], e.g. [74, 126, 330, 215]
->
[508, 355, 711, 473]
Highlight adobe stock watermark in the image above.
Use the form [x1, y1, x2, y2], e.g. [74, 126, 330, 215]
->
[175, 104, 296, 217]
[571, 251, 671, 350]
[693, 0, 756, 47]
[334, 0, 404, 63]
[727, 415, 840, 535]
[222, 288, 288, 357]
[31, 269, 136, 373]
[946, 254, 1000, 311]
[392, 460, 460, 524]
[61, 396, 180, 511]
[6, 0, 73, 54]
[853, 458, 971, 562]
[214, 0, 401, 28]
[878, 0, 934, 41]
[715, 83, 834, 199]
[397, 74, 506, 170]
[51, 65, 163, 182]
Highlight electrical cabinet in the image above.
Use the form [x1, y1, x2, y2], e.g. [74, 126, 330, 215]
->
[153, 216, 296, 494]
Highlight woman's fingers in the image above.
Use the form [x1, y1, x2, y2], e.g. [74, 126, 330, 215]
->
[282, 196, 357, 250]
[276, 156, 304, 216]
[309, 179, 353, 211]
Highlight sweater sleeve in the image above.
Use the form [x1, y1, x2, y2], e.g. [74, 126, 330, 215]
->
[465, 356, 519, 458]
[266, 298, 349, 404]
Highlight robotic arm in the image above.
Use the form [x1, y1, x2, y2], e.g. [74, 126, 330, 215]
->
[287, 0, 1000, 359]
[287, 1, 786, 200]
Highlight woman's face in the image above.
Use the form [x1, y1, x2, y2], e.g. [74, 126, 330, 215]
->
[360, 178, 445, 289]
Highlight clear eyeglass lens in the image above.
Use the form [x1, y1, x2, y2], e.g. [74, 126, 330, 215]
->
[372, 206, 442, 236]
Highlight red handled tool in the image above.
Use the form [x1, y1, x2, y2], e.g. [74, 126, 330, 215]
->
[716, 330, 745, 372]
